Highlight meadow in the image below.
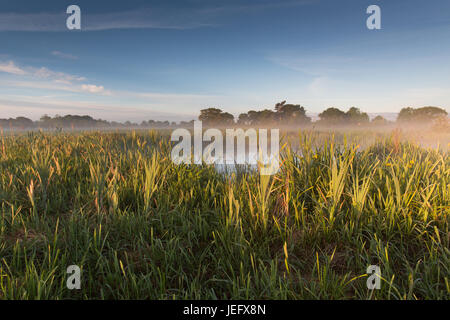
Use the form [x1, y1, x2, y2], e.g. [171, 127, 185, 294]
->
[0, 129, 448, 299]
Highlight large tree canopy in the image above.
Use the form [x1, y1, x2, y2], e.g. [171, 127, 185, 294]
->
[237, 101, 311, 126]
[198, 108, 235, 126]
[0, 117, 34, 128]
[346, 107, 370, 124]
[318, 107, 347, 123]
[318, 107, 369, 125]
[237, 109, 276, 125]
[397, 106, 448, 122]
[274, 101, 311, 124]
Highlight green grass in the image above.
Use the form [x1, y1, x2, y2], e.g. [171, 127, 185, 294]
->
[0, 129, 448, 299]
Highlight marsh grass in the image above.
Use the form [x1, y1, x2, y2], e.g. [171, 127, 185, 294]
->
[0, 129, 448, 299]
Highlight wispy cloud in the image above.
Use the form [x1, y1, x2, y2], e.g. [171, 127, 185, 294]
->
[51, 51, 78, 60]
[0, 79, 81, 93]
[0, 61, 26, 75]
[0, 58, 225, 120]
[0, 60, 111, 96]
[0, 1, 312, 32]
[267, 54, 359, 76]
[1, 79, 113, 96]
[199, 0, 313, 15]
[81, 84, 106, 94]
[33, 67, 86, 83]
[307, 76, 330, 95]
[0, 10, 209, 32]
[0, 61, 85, 82]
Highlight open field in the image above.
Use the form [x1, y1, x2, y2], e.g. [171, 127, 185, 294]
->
[0, 129, 448, 299]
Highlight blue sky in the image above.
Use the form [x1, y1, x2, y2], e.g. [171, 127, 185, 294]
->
[0, 0, 449, 121]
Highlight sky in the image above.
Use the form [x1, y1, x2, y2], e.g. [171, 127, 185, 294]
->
[0, 0, 449, 122]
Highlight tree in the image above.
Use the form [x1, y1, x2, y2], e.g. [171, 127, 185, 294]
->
[318, 107, 369, 126]
[274, 101, 287, 112]
[397, 106, 448, 123]
[415, 106, 447, 119]
[40, 114, 51, 122]
[397, 107, 416, 122]
[345, 107, 369, 125]
[274, 101, 311, 125]
[199, 108, 234, 126]
[245, 109, 277, 125]
[237, 113, 250, 126]
[318, 107, 347, 124]
[371, 115, 388, 125]
[14, 117, 34, 128]
[0, 117, 34, 129]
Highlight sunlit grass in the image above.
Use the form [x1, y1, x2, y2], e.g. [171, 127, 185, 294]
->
[0, 129, 448, 299]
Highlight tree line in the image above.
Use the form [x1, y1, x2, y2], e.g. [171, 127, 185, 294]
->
[0, 104, 447, 129]
[198, 103, 447, 127]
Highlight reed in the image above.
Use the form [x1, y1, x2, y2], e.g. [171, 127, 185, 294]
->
[0, 129, 448, 299]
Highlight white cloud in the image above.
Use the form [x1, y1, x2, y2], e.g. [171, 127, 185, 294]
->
[0, 80, 79, 93]
[0, 61, 26, 75]
[34, 67, 86, 83]
[81, 84, 106, 94]
[0, 60, 86, 84]
[0, 61, 109, 95]
[0, 79, 111, 96]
